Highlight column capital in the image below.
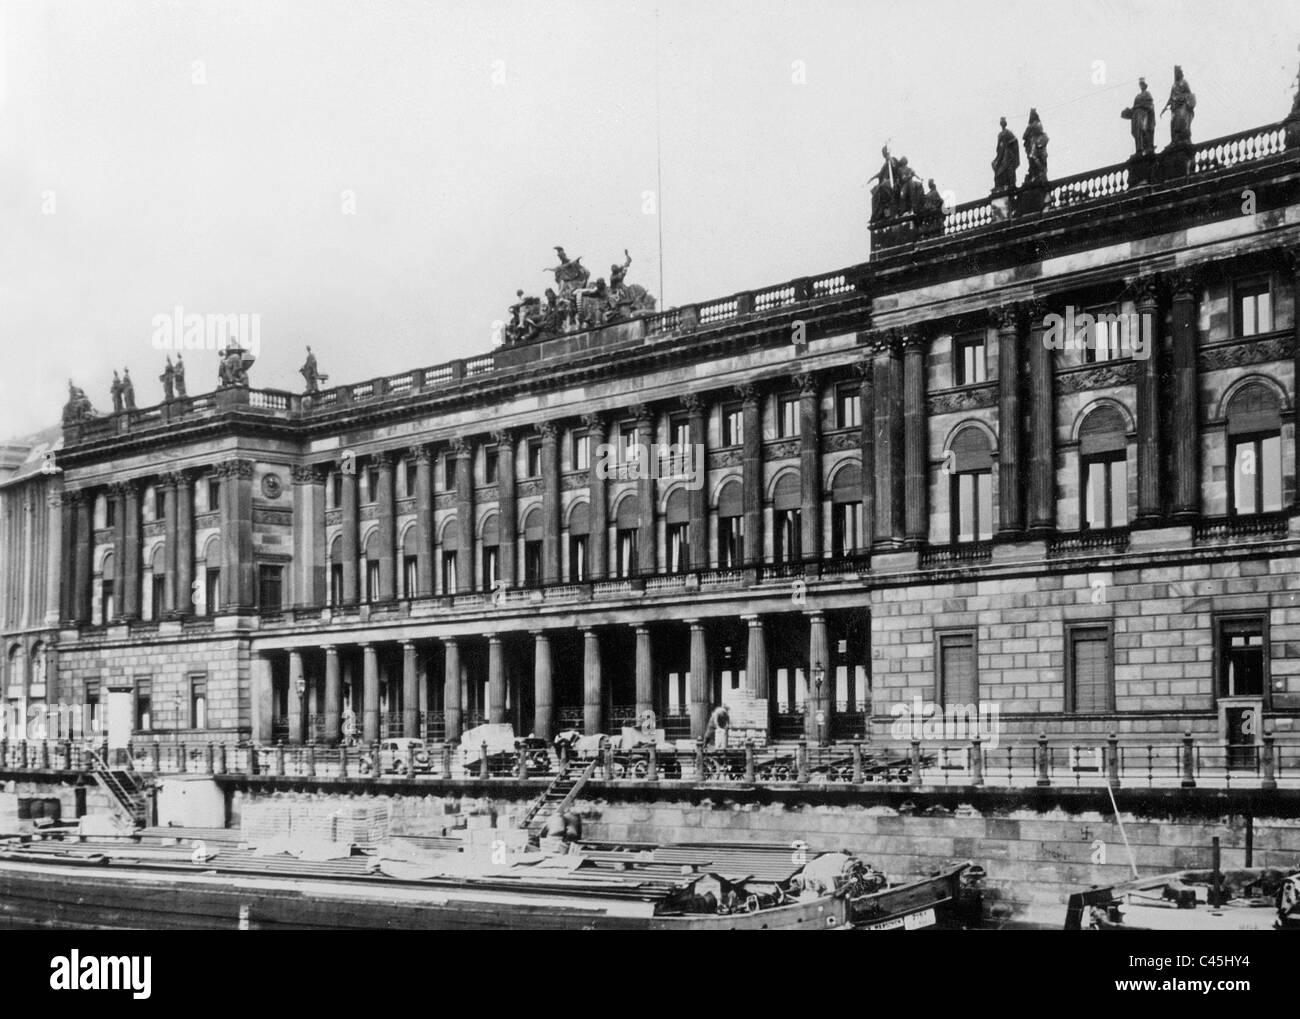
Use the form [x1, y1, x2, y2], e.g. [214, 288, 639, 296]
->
[484, 632, 501, 643]
[1169, 265, 1203, 299]
[628, 402, 652, 424]
[792, 370, 819, 395]
[679, 392, 704, 414]
[399, 639, 415, 649]
[684, 618, 705, 630]
[852, 358, 872, 380]
[804, 608, 826, 622]
[1276, 245, 1300, 275]
[322, 644, 338, 654]
[158, 470, 186, 489]
[1128, 273, 1161, 307]
[407, 443, 434, 464]
[741, 613, 765, 626]
[442, 635, 460, 648]
[634, 624, 652, 635]
[373, 449, 399, 468]
[213, 459, 255, 480]
[579, 413, 606, 435]
[490, 428, 514, 447]
[530, 629, 550, 640]
[901, 331, 927, 353]
[108, 479, 137, 497]
[535, 420, 558, 441]
[65, 488, 87, 506]
[867, 327, 903, 355]
[449, 436, 473, 459]
[291, 464, 324, 485]
[733, 381, 761, 403]
[988, 303, 1024, 331]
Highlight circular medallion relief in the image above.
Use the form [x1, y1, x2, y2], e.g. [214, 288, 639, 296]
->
[261, 473, 283, 499]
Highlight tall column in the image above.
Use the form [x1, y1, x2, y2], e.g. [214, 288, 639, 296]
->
[538, 422, 561, 586]
[583, 628, 602, 735]
[1290, 248, 1300, 506]
[339, 457, 359, 604]
[682, 394, 707, 568]
[220, 460, 255, 611]
[738, 383, 764, 565]
[1027, 308, 1056, 533]
[795, 372, 823, 559]
[633, 405, 657, 574]
[110, 483, 126, 618]
[44, 491, 62, 626]
[59, 491, 77, 623]
[122, 480, 141, 619]
[582, 414, 609, 580]
[807, 611, 830, 745]
[688, 620, 710, 739]
[995, 306, 1025, 535]
[375, 452, 397, 601]
[1170, 271, 1200, 519]
[634, 626, 654, 720]
[494, 431, 517, 588]
[288, 650, 305, 744]
[72, 491, 93, 624]
[175, 471, 194, 615]
[323, 645, 341, 744]
[1134, 277, 1163, 523]
[443, 638, 462, 740]
[251, 654, 273, 743]
[161, 473, 179, 614]
[453, 438, 475, 593]
[903, 334, 927, 544]
[362, 643, 379, 742]
[410, 445, 434, 596]
[743, 614, 769, 699]
[872, 331, 905, 545]
[533, 631, 553, 740]
[292, 466, 326, 608]
[855, 358, 876, 549]
[402, 641, 419, 737]
[487, 634, 505, 723]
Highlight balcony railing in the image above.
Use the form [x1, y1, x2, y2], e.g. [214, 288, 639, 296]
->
[1193, 511, 1291, 544]
[1047, 528, 1131, 557]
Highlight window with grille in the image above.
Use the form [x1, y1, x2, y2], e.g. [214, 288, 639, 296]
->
[1067, 625, 1113, 713]
[937, 631, 977, 707]
[1217, 616, 1267, 698]
[258, 564, 283, 611]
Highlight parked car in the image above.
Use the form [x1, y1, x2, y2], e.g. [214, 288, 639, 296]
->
[360, 737, 433, 775]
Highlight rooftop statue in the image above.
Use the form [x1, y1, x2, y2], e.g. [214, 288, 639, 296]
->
[110, 370, 123, 414]
[62, 380, 95, 425]
[1161, 65, 1196, 145]
[1122, 77, 1156, 156]
[1285, 58, 1300, 148]
[548, 246, 590, 298]
[121, 368, 136, 411]
[992, 116, 1020, 189]
[160, 357, 176, 402]
[868, 145, 900, 223]
[300, 345, 329, 393]
[1022, 109, 1049, 185]
[173, 353, 187, 398]
[507, 247, 655, 344]
[217, 342, 254, 388]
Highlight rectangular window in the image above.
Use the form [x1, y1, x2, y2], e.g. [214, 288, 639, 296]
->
[135, 677, 152, 732]
[832, 502, 862, 555]
[331, 472, 343, 509]
[154, 487, 166, 520]
[1231, 434, 1282, 515]
[1236, 279, 1273, 338]
[151, 574, 165, 621]
[100, 581, 115, 624]
[524, 541, 542, 586]
[1083, 455, 1128, 529]
[718, 515, 744, 568]
[775, 509, 802, 564]
[670, 417, 691, 450]
[951, 471, 993, 543]
[208, 479, 220, 512]
[364, 466, 379, 503]
[937, 631, 977, 707]
[572, 432, 590, 471]
[441, 551, 458, 593]
[777, 395, 800, 438]
[443, 456, 457, 491]
[617, 529, 638, 578]
[365, 561, 380, 602]
[618, 425, 637, 464]
[484, 446, 498, 484]
[722, 404, 744, 447]
[668, 522, 690, 573]
[954, 333, 987, 385]
[1217, 616, 1267, 699]
[105, 498, 117, 527]
[403, 556, 418, 598]
[835, 384, 861, 429]
[190, 675, 208, 730]
[205, 568, 220, 614]
[526, 439, 543, 478]
[257, 564, 283, 612]
[404, 459, 417, 497]
[481, 547, 499, 592]
[1067, 625, 1113, 713]
[568, 535, 588, 582]
[1084, 310, 1122, 363]
[84, 679, 101, 737]
[330, 563, 344, 606]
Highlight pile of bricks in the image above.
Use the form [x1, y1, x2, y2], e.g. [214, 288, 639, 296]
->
[239, 798, 391, 844]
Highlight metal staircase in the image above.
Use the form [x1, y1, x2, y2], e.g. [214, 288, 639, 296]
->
[86, 749, 150, 828]
[520, 758, 597, 837]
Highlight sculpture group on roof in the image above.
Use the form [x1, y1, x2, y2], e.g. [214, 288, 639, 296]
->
[504, 245, 657, 345]
[868, 147, 944, 234]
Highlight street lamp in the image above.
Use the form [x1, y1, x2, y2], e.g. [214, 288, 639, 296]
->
[812, 660, 826, 747]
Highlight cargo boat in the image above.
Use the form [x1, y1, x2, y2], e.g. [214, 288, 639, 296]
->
[1064, 867, 1300, 931]
[0, 833, 979, 931]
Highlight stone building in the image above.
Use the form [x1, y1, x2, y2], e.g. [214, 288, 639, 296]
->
[39, 112, 1300, 754]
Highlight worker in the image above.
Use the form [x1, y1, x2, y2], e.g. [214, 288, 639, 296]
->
[702, 705, 731, 749]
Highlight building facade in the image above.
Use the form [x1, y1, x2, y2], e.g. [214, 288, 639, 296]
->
[37, 114, 1300, 754]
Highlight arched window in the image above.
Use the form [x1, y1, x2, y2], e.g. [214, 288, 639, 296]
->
[150, 545, 166, 620]
[773, 472, 802, 564]
[521, 506, 543, 586]
[715, 480, 744, 568]
[830, 463, 863, 555]
[568, 502, 590, 582]
[439, 518, 458, 594]
[401, 526, 420, 598]
[362, 529, 380, 603]
[328, 534, 343, 606]
[615, 495, 640, 578]
[664, 488, 691, 573]
[948, 428, 993, 543]
[1078, 405, 1129, 530]
[1227, 384, 1283, 515]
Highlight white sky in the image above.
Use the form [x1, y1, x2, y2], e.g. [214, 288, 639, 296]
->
[2, 0, 1298, 438]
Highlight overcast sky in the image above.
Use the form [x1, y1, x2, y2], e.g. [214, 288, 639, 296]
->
[2, 0, 1298, 439]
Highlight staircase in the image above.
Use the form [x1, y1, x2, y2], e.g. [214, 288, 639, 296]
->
[86, 749, 150, 828]
[520, 758, 597, 838]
